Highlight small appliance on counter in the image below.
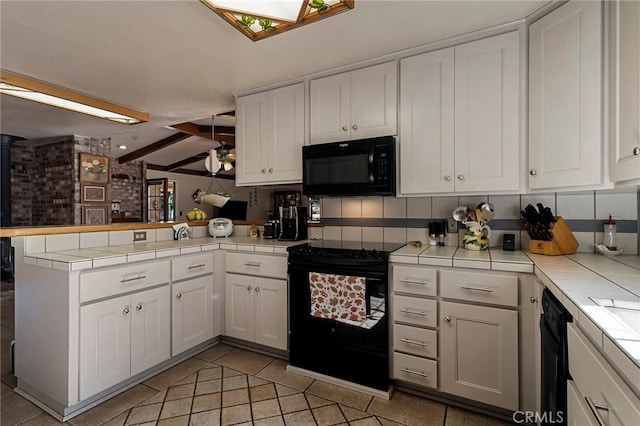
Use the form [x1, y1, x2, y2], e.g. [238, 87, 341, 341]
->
[308, 198, 321, 223]
[278, 206, 308, 241]
[208, 218, 233, 238]
[263, 218, 279, 239]
[428, 220, 447, 246]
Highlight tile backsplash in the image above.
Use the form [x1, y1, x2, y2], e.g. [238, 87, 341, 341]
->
[312, 189, 640, 254]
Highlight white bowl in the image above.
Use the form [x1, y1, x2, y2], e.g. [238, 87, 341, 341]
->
[596, 246, 623, 256]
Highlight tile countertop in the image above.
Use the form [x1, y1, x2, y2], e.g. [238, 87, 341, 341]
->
[391, 244, 640, 396]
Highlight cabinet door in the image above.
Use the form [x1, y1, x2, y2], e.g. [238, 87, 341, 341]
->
[79, 295, 131, 400]
[172, 276, 214, 355]
[440, 301, 518, 410]
[567, 380, 598, 426]
[236, 91, 269, 185]
[610, 0, 640, 183]
[310, 72, 351, 143]
[225, 273, 255, 342]
[253, 277, 287, 350]
[529, 1, 602, 189]
[268, 83, 305, 183]
[131, 286, 170, 376]
[399, 48, 455, 194]
[455, 31, 520, 192]
[350, 61, 398, 140]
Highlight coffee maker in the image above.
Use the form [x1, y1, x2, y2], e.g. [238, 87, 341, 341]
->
[278, 206, 308, 241]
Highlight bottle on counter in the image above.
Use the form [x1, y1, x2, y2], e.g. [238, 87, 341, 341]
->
[604, 215, 617, 251]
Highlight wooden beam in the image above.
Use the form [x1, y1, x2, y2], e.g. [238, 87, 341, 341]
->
[198, 125, 235, 135]
[167, 152, 209, 171]
[171, 168, 211, 176]
[169, 122, 235, 147]
[170, 122, 212, 139]
[118, 132, 191, 164]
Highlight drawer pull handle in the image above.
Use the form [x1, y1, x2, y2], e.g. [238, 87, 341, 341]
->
[461, 285, 494, 293]
[120, 275, 146, 283]
[400, 278, 429, 286]
[585, 396, 609, 426]
[401, 367, 429, 378]
[244, 262, 262, 267]
[188, 264, 206, 269]
[400, 338, 428, 347]
[400, 308, 428, 317]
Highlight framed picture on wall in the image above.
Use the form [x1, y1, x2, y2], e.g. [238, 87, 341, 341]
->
[79, 153, 109, 183]
[83, 206, 107, 225]
[81, 184, 106, 203]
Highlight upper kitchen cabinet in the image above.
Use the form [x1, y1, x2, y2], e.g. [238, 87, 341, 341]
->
[236, 83, 304, 186]
[310, 61, 397, 144]
[529, 0, 603, 190]
[400, 31, 520, 195]
[609, 0, 640, 185]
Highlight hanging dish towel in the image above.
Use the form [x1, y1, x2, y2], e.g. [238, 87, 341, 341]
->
[309, 272, 367, 326]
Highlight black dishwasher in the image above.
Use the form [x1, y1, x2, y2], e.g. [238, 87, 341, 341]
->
[540, 288, 572, 425]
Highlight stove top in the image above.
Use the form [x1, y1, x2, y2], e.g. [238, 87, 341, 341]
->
[287, 240, 404, 260]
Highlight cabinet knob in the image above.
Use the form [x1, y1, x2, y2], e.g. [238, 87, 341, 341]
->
[176, 293, 182, 300]
[444, 316, 451, 323]
[530, 297, 538, 304]
[261, 169, 266, 174]
[444, 175, 451, 181]
[457, 175, 464, 181]
[352, 124, 358, 130]
[247, 285, 252, 291]
[530, 170, 537, 176]
[136, 304, 143, 311]
[123, 307, 130, 315]
[268, 168, 273, 173]
[342, 126, 348, 131]
[255, 287, 260, 292]
[634, 147, 640, 156]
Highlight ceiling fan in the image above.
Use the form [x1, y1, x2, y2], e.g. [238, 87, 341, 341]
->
[206, 114, 236, 174]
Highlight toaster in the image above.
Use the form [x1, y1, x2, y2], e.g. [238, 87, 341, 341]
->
[208, 218, 233, 238]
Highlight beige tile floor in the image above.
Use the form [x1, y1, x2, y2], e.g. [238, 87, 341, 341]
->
[0, 298, 512, 426]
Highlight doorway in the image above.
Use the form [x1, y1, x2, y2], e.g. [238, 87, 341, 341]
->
[147, 178, 175, 222]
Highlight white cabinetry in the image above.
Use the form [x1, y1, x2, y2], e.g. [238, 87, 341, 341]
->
[609, 0, 640, 184]
[310, 61, 397, 144]
[171, 253, 215, 356]
[236, 83, 304, 185]
[79, 273, 170, 400]
[224, 252, 288, 350]
[439, 270, 519, 410]
[529, 0, 604, 189]
[567, 323, 640, 425]
[399, 31, 520, 194]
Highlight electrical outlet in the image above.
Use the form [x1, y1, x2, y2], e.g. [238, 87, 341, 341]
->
[133, 231, 147, 242]
[447, 218, 458, 233]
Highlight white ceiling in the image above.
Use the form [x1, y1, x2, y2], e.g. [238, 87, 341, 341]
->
[0, 0, 549, 170]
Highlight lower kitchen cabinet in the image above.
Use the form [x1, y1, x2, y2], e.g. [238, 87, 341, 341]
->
[79, 286, 170, 400]
[172, 275, 214, 356]
[439, 300, 518, 410]
[567, 380, 597, 426]
[225, 273, 287, 350]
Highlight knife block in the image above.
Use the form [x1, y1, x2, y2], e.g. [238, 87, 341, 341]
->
[528, 216, 579, 255]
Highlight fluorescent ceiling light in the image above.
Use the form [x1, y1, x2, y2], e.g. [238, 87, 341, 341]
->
[0, 70, 149, 125]
[201, 0, 354, 41]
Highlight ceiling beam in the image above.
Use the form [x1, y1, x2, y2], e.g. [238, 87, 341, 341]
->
[167, 152, 209, 171]
[170, 122, 211, 139]
[146, 163, 235, 179]
[118, 132, 191, 164]
[169, 122, 235, 147]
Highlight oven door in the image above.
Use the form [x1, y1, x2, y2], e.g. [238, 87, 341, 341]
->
[288, 254, 390, 390]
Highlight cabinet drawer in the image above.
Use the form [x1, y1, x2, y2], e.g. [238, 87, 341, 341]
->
[80, 260, 170, 303]
[568, 324, 640, 425]
[393, 295, 437, 327]
[440, 270, 517, 307]
[226, 252, 287, 279]
[393, 266, 437, 296]
[393, 324, 437, 359]
[172, 252, 214, 282]
[393, 352, 437, 388]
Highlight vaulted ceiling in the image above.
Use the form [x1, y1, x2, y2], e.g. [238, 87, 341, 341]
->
[0, 0, 549, 175]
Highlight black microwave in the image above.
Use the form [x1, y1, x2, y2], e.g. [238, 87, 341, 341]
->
[302, 136, 396, 197]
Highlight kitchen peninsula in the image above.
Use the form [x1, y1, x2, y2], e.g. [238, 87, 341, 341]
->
[4, 222, 640, 424]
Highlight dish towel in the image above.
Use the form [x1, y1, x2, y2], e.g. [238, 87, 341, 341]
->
[309, 272, 367, 326]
